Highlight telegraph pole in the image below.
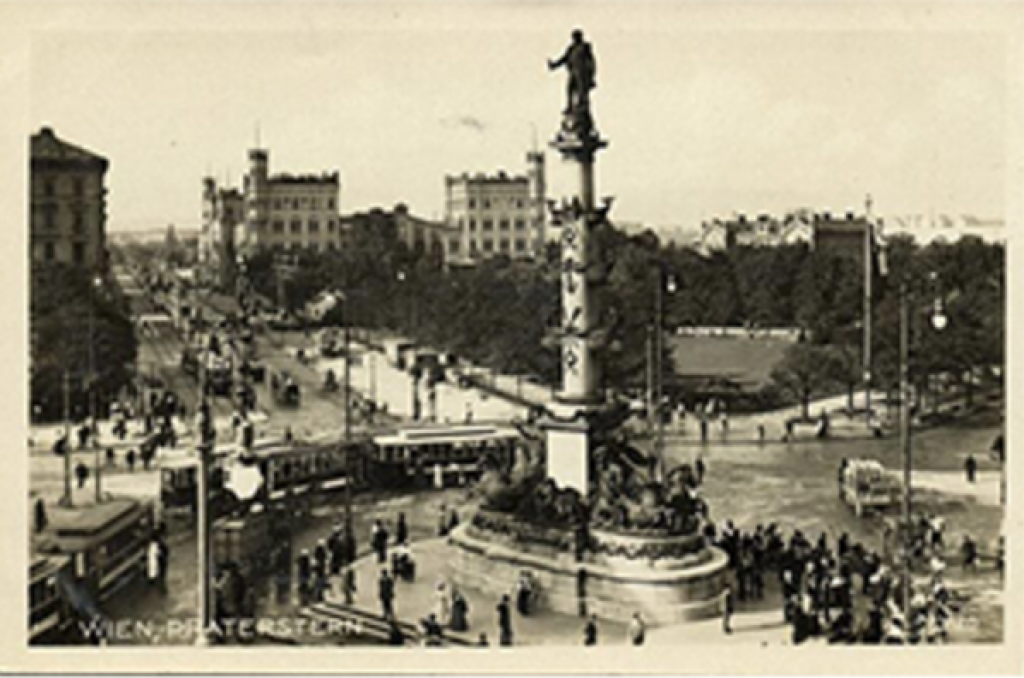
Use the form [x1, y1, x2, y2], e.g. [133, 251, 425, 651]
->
[61, 369, 72, 507]
[899, 280, 912, 616]
[864, 195, 874, 422]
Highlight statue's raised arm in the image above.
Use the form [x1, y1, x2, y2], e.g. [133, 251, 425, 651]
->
[549, 29, 597, 116]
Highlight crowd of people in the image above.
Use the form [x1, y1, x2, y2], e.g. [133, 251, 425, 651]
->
[710, 517, 982, 644]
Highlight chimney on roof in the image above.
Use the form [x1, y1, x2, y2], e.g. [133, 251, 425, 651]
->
[40, 126, 55, 137]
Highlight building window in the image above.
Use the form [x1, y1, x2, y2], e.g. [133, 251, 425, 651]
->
[499, 219, 510, 231]
[514, 219, 526, 231]
[73, 177, 84, 196]
[483, 199, 491, 209]
[470, 241, 478, 254]
[43, 178, 55, 197]
[291, 220, 301, 234]
[468, 219, 476, 232]
[72, 211, 85, 235]
[327, 220, 336, 232]
[72, 242, 86, 264]
[310, 198, 319, 210]
[449, 239, 461, 254]
[482, 219, 493, 231]
[515, 239, 527, 252]
[482, 238, 493, 252]
[468, 198, 476, 209]
[515, 199, 524, 209]
[499, 239, 510, 252]
[273, 221, 284, 234]
[274, 199, 283, 210]
[308, 220, 320, 233]
[293, 199, 300, 210]
[44, 205, 57, 229]
[43, 242, 55, 261]
[327, 198, 335, 210]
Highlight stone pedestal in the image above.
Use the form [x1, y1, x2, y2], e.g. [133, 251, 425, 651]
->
[448, 516, 729, 625]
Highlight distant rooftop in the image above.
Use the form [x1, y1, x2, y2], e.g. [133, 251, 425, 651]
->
[269, 172, 340, 185]
[30, 127, 108, 169]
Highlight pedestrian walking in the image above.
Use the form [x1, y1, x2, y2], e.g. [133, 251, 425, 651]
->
[451, 588, 469, 632]
[721, 587, 734, 634]
[965, 454, 978, 483]
[757, 419, 766, 444]
[34, 498, 48, 534]
[497, 594, 513, 646]
[699, 416, 709, 442]
[961, 535, 978, 572]
[75, 461, 89, 489]
[342, 565, 357, 605]
[379, 569, 396, 621]
[106, 447, 116, 468]
[583, 614, 598, 646]
[695, 457, 706, 485]
[126, 448, 137, 472]
[372, 519, 390, 564]
[627, 612, 646, 646]
[147, 538, 162, 588]
[396, 512, 408, 545]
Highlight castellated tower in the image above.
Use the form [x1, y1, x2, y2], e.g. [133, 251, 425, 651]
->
[244, 148, 269, 254]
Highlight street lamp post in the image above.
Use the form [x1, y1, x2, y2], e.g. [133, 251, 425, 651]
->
[863, 211, 874, 422]
[195, 341, 216, 645]
[90, 275, 104, 503]
[61, 369, 72, 507]
[898, 273, 946, 617]
[651, 267, 677, 482]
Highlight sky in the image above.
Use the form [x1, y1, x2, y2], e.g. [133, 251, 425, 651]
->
[25, 2, 1023, 235]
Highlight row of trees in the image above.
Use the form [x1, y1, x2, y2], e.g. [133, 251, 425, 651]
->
[31, 263, 138, 422]
[240, 210, 1004, 412]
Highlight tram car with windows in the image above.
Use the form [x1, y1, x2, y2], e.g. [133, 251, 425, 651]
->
[158, 438, 365, 518]
[370, 424, 521, 489]
[29, 553, 73, 644]
[31, 498, 155, 643]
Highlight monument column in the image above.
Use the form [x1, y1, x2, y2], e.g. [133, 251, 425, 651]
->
[542, 29, 608, 494]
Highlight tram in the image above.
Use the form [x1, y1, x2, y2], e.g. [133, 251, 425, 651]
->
[29, 554, 72, 644]
[158, 439, 365, 517]
[370, 424, 521, 489]
[31, 498, 155, 643]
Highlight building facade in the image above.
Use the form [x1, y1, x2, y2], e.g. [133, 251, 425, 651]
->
[444, 152, 546, 263]
[812, 212, 871, 265]
[393, 204, 460, 260]
[200, 179, 243, 287]
[202, 147, 343, 281]
[698, 210, 814, 253]
[30, 127, 109, 269]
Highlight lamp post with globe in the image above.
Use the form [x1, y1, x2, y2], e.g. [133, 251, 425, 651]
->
[898, 271, 947, 617]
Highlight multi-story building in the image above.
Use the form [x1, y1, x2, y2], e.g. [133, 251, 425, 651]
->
[698, 210, 814, 253]
[30, 127, 109, 269]
[444, 151, 546, 263]
[199, 179, 243, 287]
[393, 204, 461, 260]
[812, 211, 871, 266]
[202, 147, 343, 280]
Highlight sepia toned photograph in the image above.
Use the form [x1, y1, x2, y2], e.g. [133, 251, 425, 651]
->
[2, 0, 1022, 674]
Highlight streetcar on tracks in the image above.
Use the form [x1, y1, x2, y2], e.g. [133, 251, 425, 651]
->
[158, 438, 365, 518]
[370, 424, 521, 489]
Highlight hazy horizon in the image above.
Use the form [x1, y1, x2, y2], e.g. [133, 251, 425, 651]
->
[27, 2, 1020, 235]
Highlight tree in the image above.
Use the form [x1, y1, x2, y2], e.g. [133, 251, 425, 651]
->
[31, 264, 138, 422]
[769, 343, 838, 418]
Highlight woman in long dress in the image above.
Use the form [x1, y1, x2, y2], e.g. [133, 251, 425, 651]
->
[434, 579, 452, 626]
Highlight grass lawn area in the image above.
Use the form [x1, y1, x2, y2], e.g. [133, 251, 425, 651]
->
[668, 334, 795, 388]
